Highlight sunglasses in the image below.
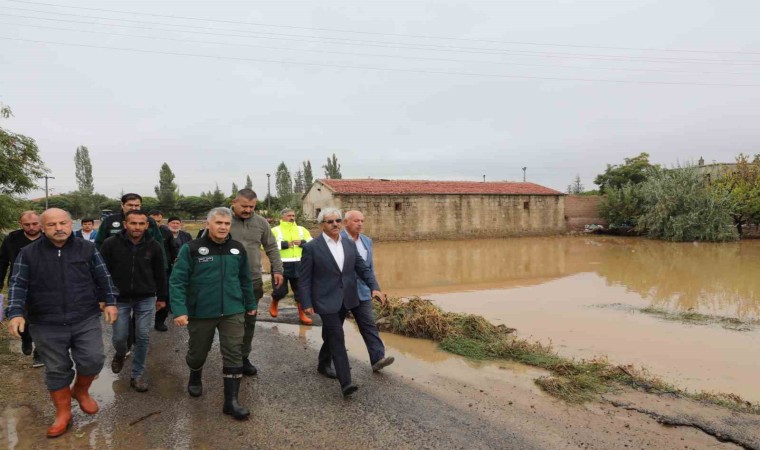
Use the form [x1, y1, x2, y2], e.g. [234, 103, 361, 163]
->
[322, 218, 342, 224]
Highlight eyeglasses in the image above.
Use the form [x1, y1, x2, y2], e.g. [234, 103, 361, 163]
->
[322, 218, 342, 224]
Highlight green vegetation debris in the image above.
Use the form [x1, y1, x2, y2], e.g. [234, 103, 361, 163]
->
[376, 297, 760, 414]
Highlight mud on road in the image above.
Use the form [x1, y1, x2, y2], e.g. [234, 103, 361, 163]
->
[1, 305, 757, 449]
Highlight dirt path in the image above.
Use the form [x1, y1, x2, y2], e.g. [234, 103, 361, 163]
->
[1, 305, 758, 449]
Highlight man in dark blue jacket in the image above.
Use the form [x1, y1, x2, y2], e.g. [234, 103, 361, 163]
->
[299, 208, 385, 397]
[100, 210, 167, 392]
[5, 208, 119, 438]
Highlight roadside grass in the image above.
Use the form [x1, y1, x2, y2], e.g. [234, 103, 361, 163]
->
[375, 297, 760, 414]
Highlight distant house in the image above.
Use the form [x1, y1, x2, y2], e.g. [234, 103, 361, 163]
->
[302, 179, 565, 240]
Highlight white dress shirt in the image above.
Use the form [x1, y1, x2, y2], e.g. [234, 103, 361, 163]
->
[322, 232, 344, 270]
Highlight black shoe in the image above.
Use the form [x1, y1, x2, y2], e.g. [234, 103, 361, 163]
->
[32, 351, 45, 368]
[222, 376, 250, 420]
[372, 356, 395, 372]
[130, 376, 149, 392]
[154, 322, 168, 332]
[242, 357, 257, 376]
[21, 334, 33, 356]
[341, 384, 358, 397]
[188, 368, 203, 397]
[317, 364, 337, 379]
[111, 354, 126, 374]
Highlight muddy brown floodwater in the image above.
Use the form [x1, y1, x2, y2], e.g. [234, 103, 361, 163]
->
[374, 235, 760, 402]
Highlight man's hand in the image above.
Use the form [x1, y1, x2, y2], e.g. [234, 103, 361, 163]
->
[273, 273, 284, 288]
[246, 310, 257, 316]
[7, 317, 25, 338]
[99, 301, 105, 311]
[303, 307, 314, 315]
[174, 315, 189, 327]
[292, 240, 302, 247]
[372, 290, 387, 305]
[156, 300, 166, 310]
[103, 306, 118, 324]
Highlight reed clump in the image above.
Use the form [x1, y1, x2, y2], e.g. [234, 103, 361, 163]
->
[374, 297, 760, 414]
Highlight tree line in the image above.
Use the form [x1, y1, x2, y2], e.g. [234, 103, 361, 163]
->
[586, 152, 760, 242]
[0, 103, 344, 228]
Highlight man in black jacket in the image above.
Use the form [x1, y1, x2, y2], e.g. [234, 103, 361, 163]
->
[6, 208, 119, 438]
[100, 210, 167, 392]
[149, 209, 175, 332]
[0, 210, 43, 366]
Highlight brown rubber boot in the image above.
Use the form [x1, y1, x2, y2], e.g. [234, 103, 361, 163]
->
[47, 387, 72, 438]
[297, 303, 313, 325]
[71, 374, 99, 414]
[269, 299, 279, 318]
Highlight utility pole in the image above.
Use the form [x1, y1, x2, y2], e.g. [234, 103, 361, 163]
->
[483, 175, 486, 182]
[266, 173, 271, 212]
[522, 167, 527, 182]
[41, 175, 55, 209]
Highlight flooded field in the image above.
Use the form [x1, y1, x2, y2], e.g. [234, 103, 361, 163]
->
[374, 235, 760, 402]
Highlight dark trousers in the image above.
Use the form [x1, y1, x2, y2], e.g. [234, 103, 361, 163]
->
[30, 314, 105, 391]
[271, 276, 300, 303]
[241, 278, 264, 359]
[352, 300, 385, 365]
[186, 313, 245, 371]
[155, 269, 172, 324]
[318, 306, 356, 388]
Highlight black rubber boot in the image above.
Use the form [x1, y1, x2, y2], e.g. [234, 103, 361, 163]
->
[188, 368, 203, 397]
[222, 376, 250, 420]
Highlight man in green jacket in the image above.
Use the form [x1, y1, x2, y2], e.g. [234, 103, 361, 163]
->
[170, 207, 255, 421]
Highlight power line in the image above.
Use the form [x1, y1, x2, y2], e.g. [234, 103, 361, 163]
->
[7, 0, 760, 56]
[3, 10, 760, 66]
[5, 21, 758, 77]
[3, 36, 760, 87]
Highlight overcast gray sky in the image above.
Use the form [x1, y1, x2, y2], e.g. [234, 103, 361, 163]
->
[1, 0, 759, 199]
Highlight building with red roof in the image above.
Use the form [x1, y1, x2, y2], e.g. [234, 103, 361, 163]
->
[302, 179, 565, 240]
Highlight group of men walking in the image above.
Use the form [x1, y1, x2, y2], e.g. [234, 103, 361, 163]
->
[2, 188, 394, 438]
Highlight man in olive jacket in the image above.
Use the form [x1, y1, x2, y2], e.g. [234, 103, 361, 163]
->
[170, 207, 255, 421]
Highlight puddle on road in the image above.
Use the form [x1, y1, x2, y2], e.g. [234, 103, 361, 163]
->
[373, 236, 760, 402]
[260, 320, 546, 396]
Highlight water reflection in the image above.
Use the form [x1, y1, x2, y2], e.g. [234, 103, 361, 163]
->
[375, 236, 760, 319]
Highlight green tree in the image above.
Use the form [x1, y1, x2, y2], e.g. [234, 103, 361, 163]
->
[275, 162, 292, 196]
[244, 175, 253, 190]
[710, 153, 760, 236]
[210, 183, 225, 206]
[231, 182, 239, 197]
[0, 104, 46, 229]
[637, 165, 736, 242]
[598, 183, 645, 229]
[303, 160, 313, 187]
[0, 104, 47, 196]
[323, 154, 342, 179]
[74, 145, 94, 195]
[293, 169, 305, 193]
[566, 175, 584, 194]
[177, 196, 213, 219]
[154, 162, 178, 212]
[594, 152, 655, 194]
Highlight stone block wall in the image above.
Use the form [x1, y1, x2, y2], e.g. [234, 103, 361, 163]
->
[334, 194, 565, 241]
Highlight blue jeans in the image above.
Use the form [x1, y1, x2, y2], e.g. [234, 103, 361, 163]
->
[113, 297, 155, 378]
[30, 314, 105, 391]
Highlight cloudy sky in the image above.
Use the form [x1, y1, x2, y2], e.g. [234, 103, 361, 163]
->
[1, 0, 759, 199]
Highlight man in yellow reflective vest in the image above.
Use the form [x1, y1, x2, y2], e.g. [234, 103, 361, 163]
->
[270, 208, 313, 325]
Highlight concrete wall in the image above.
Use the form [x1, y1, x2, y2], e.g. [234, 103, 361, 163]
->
[332, 194, 565, 241]
[564, 195, 605, 231]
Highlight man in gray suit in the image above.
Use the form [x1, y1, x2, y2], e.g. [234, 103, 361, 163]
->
[299, 208, 385, 397]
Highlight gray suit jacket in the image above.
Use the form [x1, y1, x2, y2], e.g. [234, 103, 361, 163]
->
[299, 234, 380, 314]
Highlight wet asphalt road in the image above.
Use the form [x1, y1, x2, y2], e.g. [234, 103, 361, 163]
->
[7, 306, 535, 450]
